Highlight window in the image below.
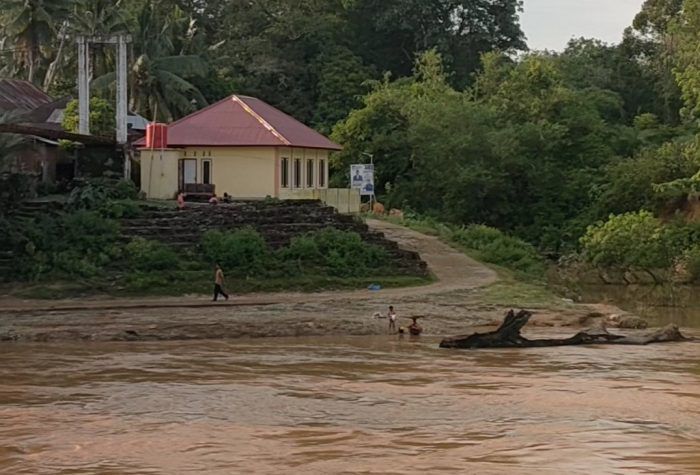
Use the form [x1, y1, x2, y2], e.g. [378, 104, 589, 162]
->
[202, 160, 212, 185]
[318, 159, 326, 187]
[306, 159, 314, 188]
[281, 157, 289, 188]
[293, 158, 302, 188]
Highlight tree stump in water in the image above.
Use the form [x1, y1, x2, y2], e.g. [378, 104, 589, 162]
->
[439, 309, 690, 349]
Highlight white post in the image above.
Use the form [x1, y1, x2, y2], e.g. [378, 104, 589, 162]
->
[116, 34, 128, 145]
[77, 36, 90, 135]
[116, 34, 130, 180]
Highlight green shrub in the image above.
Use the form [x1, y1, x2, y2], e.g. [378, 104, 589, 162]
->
[3, 210, 121, 279]
[201, 228, 271, 276]
[60, 211, 120, 254]
[67, 178, 139, 210]
[282, 235, 322, 262]
[679, 244, 700, 282]
[580, 211, 682, 271]
[125, 238, 181, 271]
[280, 228, 389, 277]
[100, 199, 143, 219]
[451, 224, 545, 276]
[52, 251, 100, 277]
[451, 224, 505, 250]
[0, 173, 33, 213]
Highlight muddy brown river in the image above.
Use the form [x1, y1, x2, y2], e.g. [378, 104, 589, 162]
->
[1, 332, 699, 474]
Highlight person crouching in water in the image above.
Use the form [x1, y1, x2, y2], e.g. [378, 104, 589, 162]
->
[388, 305, 397, 332]
[213, 264, 229, 301]
[408, 316, 422, 336]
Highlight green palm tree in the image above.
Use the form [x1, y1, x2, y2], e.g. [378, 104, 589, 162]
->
[0, 0, 71, 83]
[92, 2, 208, 122]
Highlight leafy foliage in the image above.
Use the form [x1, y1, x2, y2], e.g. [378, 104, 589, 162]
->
[679, 244, 700, 281]
[201, 228, 272, 277]
[280, 228, 389, 277]
[334, 51, 631, 250]
[0, 173, 33, 213]
[62, 98, 116, 137]
[580, 211, 683, 271]
[451, 225, 545, 277]
[672, 0, 700, 121]
[67, 178, 139, 211]
[201, 227, 389, 279]
[125, 238, 180, 271]
[10, 210, 121, 279]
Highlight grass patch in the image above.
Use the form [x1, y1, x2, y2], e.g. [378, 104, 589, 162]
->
[475, 279, 569, 309]
[9, 274, 433, 299]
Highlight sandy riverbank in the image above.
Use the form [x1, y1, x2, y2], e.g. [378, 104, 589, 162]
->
[0, 220, 626, 342]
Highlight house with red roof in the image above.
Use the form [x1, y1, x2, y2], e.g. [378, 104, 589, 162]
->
[138, 95, 342, 200]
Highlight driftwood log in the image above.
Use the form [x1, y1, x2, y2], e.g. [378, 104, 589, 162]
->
[439, 309, 689, 349]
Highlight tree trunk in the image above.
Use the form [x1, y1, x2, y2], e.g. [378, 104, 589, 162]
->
[43, 21, 68, 91]
[27, 47, 36, 84]
[439, 309, 690, 349]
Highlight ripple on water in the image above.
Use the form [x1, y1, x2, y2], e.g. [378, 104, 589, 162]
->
[0, 335, 698, 474]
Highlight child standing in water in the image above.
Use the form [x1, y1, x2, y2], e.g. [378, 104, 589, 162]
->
[388, 305, 397, 332]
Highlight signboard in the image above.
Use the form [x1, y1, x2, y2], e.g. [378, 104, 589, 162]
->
[350, 164, 374, 196]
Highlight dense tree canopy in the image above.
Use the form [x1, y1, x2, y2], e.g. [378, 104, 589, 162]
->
[331, 0, 700, 253]
[0, 0, 526, 128]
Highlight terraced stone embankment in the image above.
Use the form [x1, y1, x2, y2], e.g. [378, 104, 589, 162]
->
[120, 200, 428, 276]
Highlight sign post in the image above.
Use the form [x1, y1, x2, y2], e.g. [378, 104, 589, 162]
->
[350, 163, 375, 211]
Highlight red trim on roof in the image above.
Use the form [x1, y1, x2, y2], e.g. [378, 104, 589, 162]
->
[135, 95, 341, 151]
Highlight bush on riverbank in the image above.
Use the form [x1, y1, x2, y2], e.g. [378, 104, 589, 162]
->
[202, 227, 391, 278]
[125, 238, 181, 271]
[580, 211, 700, 282]
[2, 189, 418, 296]
[7, 210, 121, 279]
[201, 228, 272, 277]
[451, 225, 545, 277]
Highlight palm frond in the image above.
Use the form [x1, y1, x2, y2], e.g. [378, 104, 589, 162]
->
[91, 71, 116, 92]
[153, 55, 207, 78]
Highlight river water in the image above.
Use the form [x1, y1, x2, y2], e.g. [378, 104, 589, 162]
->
[577, 284, 700, 329]
[1, 332, 699, 474]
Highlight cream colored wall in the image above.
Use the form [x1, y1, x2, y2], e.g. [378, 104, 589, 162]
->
[185, 147, 276, 198]
[141, 146, 333, 200]
[140, 149, 181, 199]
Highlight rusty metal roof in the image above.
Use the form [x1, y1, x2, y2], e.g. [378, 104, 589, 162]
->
[136, 95, 342, 151]
[0, 123, 116, 146]
[0, 79, 53, 112]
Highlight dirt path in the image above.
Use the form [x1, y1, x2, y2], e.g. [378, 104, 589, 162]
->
[0, 219, 498, 314]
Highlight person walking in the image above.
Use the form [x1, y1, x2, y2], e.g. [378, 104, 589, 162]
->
[213, 264, 229, 301]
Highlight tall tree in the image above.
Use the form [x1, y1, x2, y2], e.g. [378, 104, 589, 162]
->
[0, 0, 70, 83]
[673, 0, 700, 121]
[93, 1, 208, 121]
[628, 0, 686, 123]
[344, 0, 526, 88]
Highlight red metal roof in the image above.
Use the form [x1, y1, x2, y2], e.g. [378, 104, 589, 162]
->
[136, 95, 341, 150]
[0, 79, 53, 112]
